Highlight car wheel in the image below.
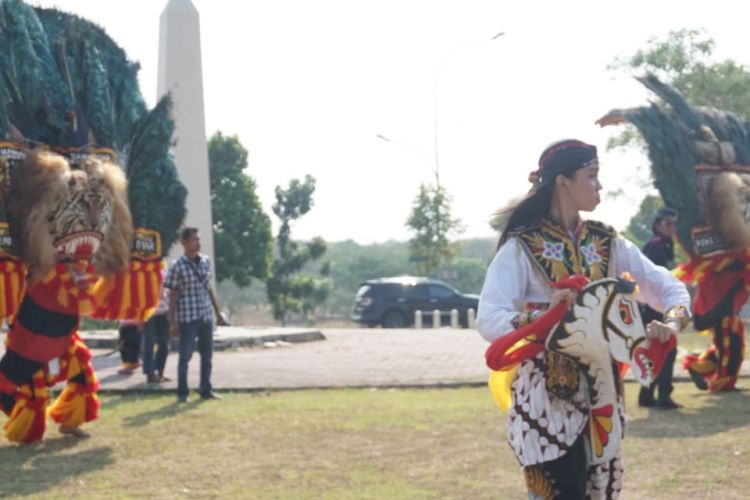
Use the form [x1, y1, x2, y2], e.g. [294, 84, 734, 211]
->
[382, 310, 406, 328]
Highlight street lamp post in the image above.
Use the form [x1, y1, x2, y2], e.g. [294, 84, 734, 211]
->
[378, 31, 504, 186]
[377, 32, 504, 276]
[376, 134, 436, 184]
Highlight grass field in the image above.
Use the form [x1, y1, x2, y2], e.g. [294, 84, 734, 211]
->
[0, 382, 748, 499]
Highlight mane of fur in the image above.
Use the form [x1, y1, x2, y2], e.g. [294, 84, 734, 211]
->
[87, 158, 133, 276]
[709, 172, 750, 250]
[7, 151, 69, 281]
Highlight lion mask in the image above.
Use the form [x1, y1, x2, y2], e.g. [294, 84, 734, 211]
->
[5, 150, 132, 283]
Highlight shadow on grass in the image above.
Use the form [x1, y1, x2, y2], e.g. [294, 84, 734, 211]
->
[627, 388, 750, 438]
[122, 398, 201, 428]
[99, 395, 133, 411]
[96, 372, 141, 385]
[0, 436, 113, 496]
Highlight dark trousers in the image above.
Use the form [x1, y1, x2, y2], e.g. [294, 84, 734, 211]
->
[177, 319, 213, 398]
[649, 348, 677, 402]
[523, 433, 588, 498]
[142, 314, 169, 376]
[119, 325, 141, 364]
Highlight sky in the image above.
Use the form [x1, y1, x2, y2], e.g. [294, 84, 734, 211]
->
[31, 0, 750, 244]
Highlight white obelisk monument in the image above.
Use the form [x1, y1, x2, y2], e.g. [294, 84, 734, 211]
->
[157, 0, 215, 267]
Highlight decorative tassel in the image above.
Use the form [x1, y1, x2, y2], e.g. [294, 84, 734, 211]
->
[682, 319, 744, 392]
[683, 352, 715, 375]
[48, 382, 100, 428]
[0, 256, 27, 320]
[55, 333, 91, 384]
[92, 259, 164, 321]
[38, 262, 98, 315]
[3, 369, 51, 444]
[488, 367, 519, 413]
[48, 333, 100, 428]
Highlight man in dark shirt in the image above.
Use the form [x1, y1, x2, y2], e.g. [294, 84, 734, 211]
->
[639, 207, 681, 409]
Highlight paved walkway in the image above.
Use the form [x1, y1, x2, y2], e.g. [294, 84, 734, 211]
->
[91, 329, 490, 392]
[2, 327, 749, 393]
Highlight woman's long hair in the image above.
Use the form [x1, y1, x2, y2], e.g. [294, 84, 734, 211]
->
[493, 172, 575, 250]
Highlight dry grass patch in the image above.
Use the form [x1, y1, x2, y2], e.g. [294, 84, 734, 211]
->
[0, 382, 748, 498]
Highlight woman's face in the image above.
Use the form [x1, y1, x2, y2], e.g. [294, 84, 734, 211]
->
[562, 163, 602, 212]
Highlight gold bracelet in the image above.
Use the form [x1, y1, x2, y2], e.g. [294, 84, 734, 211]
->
[664, 305, 690, 331]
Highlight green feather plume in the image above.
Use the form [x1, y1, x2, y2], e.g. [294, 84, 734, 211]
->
[0, 0, 186, 255]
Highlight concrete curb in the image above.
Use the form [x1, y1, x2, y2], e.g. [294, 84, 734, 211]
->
[81, 327, 325, 350]
[90, 374, 750, 395]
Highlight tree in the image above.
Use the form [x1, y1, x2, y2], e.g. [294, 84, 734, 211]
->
[622, 195, 664, 248]
[209, 132, 273, 287]
[608, 28, 750, 244]
[266, 175, 329, 325]
[608, 28, 750, 153]
[405, 183, 464, 274]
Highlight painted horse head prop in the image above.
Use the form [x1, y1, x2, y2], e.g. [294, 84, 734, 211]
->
[545, 278, 674, 464]
[486, 276, 675, 464]
[547, 278, 661, 387]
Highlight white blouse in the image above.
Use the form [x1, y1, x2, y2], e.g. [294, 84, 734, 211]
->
[477, 236, 692, 343]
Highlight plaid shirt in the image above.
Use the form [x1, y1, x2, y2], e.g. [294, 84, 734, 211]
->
[164, 253, 214, 323]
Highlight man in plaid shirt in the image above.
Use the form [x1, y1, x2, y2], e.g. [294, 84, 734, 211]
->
[165, 227, 228, 402]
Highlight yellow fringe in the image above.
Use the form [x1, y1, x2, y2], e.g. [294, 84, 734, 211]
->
[488, 367, 519, 413]
[487, 337, 532, 413]
[709, 376, 732, 393]
[3, 377, 49, 443]
[48, 384, 87, 428]
[4, 399, 35, 442]
[58, 348, 84, 382]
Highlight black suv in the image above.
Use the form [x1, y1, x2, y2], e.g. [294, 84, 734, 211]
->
[351, 276, 479, 328]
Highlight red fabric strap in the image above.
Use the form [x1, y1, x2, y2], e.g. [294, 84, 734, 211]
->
[485, 275, 589, 370]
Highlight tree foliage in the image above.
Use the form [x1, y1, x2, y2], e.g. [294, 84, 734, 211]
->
[622, 195, 664, 248]
[612, 28, 750, 254]
[608, 28, 750, 152]
[209, 132, 272, 287]
[405, 183, 464, 274]
[266, 175, 329, 324]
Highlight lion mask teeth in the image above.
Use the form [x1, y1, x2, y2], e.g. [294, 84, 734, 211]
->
[54, 231, 103, 261]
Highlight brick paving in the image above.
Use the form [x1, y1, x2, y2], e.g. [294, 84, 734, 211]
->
[2, 327, 748, 393]
[91, 329, 490, 392]
[91, 327, 750, 392]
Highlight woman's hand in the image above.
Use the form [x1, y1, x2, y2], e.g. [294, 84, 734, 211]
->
[550, 289, 577, 309]
[646, 319, 679, 343]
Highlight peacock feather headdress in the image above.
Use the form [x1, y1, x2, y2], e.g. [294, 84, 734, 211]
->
[0, 0, 186, 255]
[598, 74, 750, 257]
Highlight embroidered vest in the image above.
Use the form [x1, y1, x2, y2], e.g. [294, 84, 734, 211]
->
[511, 218, 618, 403]
[512, 218, 616, 283]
